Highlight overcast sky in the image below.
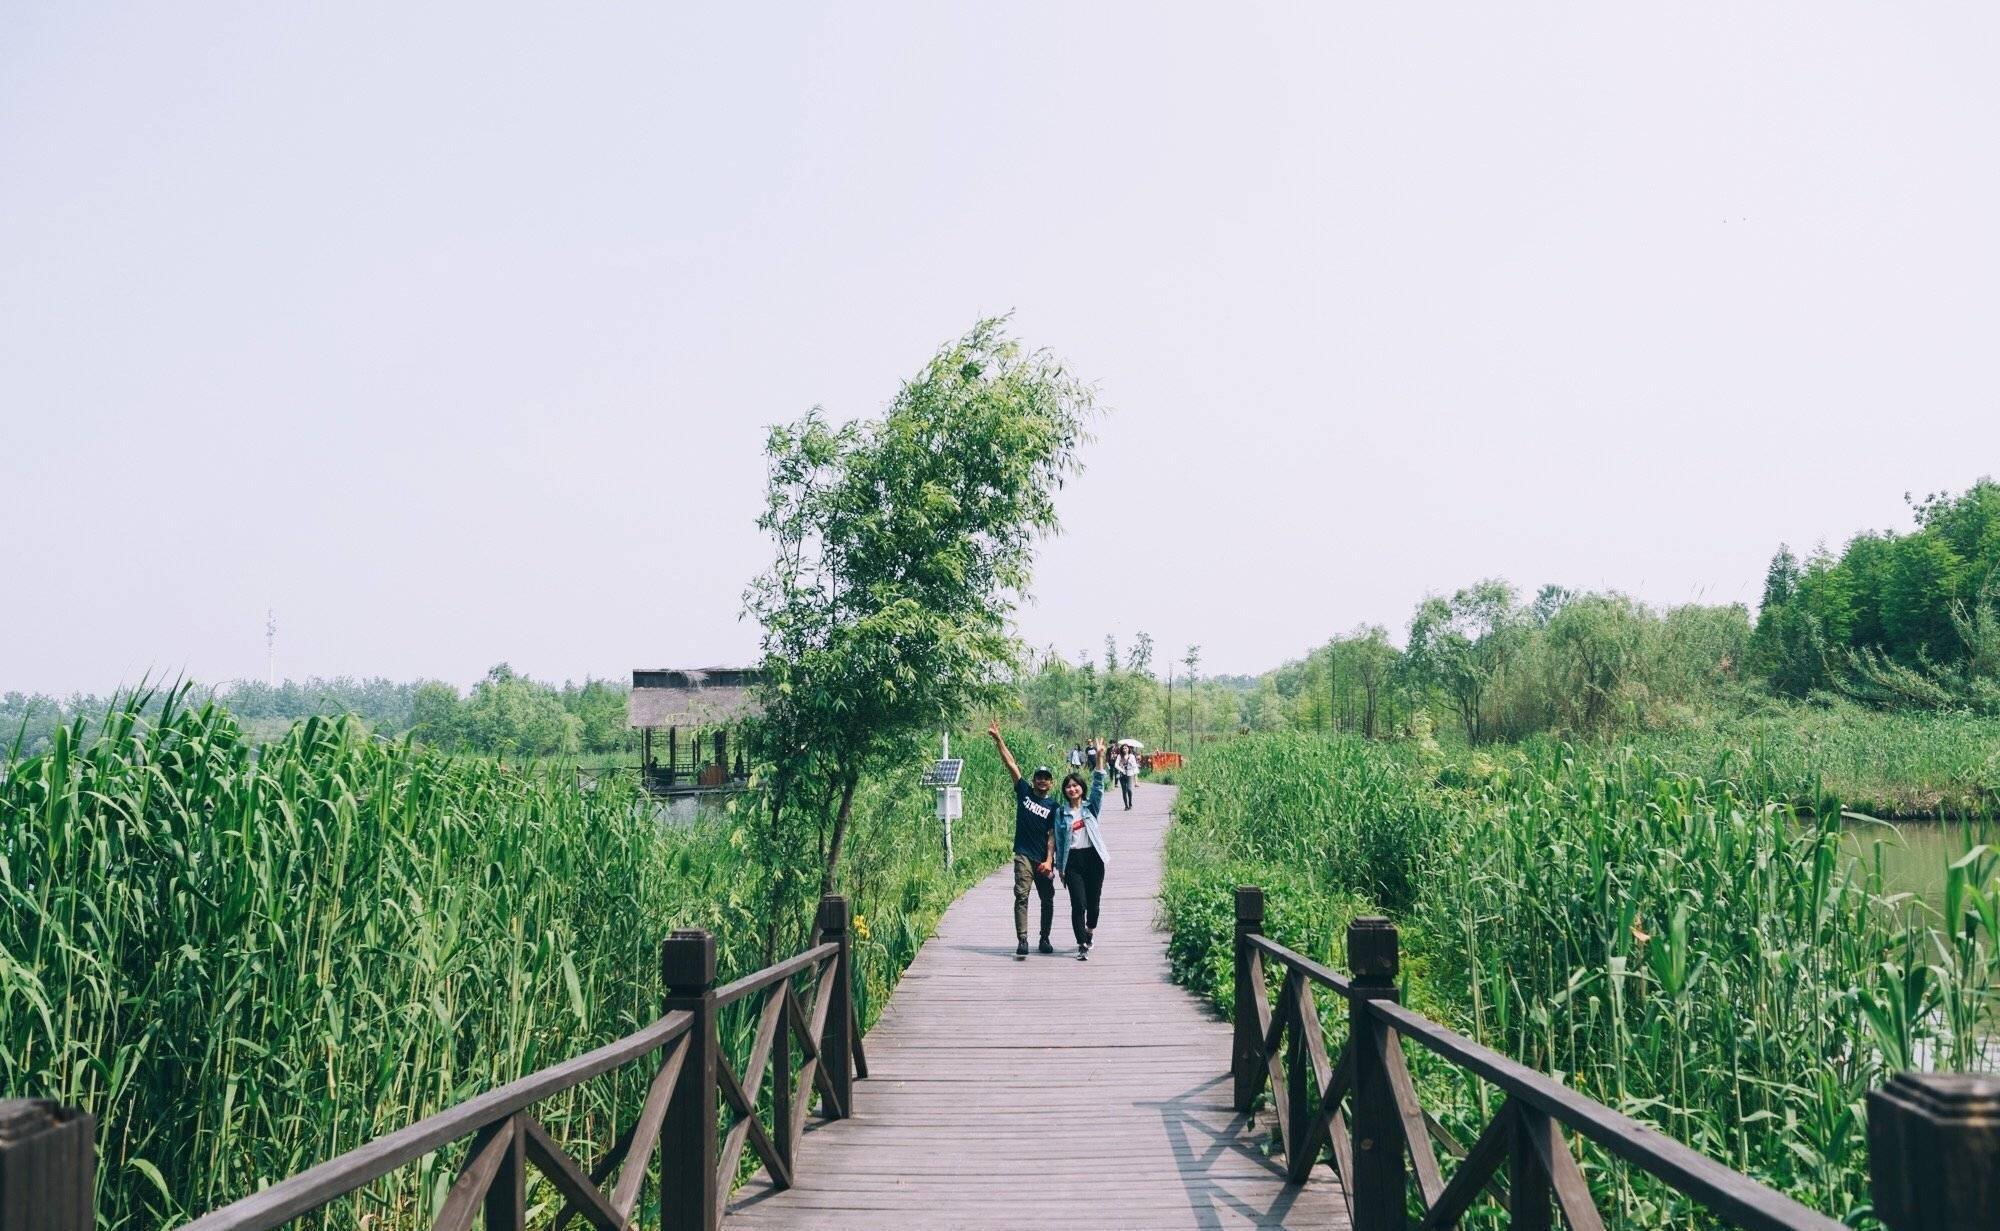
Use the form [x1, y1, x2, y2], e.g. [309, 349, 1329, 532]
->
[4, 4, 1997, 695]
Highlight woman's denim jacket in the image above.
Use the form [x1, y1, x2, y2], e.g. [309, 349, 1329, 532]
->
[1053, 770, 1111, 875]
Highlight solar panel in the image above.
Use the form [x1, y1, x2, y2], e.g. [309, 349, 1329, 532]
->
[921, 758, 963, 786]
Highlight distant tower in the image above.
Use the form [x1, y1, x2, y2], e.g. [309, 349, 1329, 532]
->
[265, 609, 278, 686]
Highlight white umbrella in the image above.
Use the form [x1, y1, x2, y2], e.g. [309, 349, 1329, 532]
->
[1115, 738, 1145, 750]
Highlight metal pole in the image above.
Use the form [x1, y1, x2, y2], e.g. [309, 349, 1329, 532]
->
[941, 733, 954, 870]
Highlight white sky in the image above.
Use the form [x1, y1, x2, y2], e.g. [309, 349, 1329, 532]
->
[4, 4, 1998, 694]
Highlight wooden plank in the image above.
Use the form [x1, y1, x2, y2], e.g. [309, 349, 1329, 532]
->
[1521, 1109, 1606, 1231]
[1418, 1097, 1513, 1230]
[1246, 933, 1355, 998]
[1262, 971, 1298, 1159]
[795, 956, 848, 1119]
[611, 1032, 687, 1220]
[717, 1062, 790, 1195]
[1299, 1043, 1355, 1224]
[553, 1034, 688, 1231]
[1286, 974, 1314, 1183]
[1381, 1026, 1445, 1207]
[716, 983, 789, 1187]
[517, 1116, 624, 1231]
[713, 943, 841, 1009]
[430, 1120, 513, 1231]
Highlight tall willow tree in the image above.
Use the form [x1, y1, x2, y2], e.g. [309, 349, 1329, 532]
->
[744, 319, 1094, 939]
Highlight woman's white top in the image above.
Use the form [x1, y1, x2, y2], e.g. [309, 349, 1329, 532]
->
[1069, 813, 1093, 851]
[1117, 752, 1139, 776]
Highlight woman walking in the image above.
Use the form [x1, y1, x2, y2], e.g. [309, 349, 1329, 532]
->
[1114, 742, 1139, 810]
[1054, 736, 1113, 960]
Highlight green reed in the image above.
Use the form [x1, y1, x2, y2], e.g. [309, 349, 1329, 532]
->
[0, 690, 1009, 1230]
[1163, 729, 1999, 1227]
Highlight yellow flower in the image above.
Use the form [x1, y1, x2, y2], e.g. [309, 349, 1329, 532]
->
[852, 914, 870, 941]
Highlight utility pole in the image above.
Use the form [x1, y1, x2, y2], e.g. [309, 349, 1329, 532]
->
[265, 609, 277, 687]
[1182, 645, 1201, 754]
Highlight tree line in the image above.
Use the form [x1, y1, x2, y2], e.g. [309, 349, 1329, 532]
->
[1012, 586, 1753, 751]
[1015, 635, 1248, 751]
[3, 666, 635, 759]
[1752, 479, 2000, 712]
[1171, 478, 2000, 747]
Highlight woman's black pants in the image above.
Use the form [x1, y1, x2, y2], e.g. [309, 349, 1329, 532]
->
[1118, 772, 1134, 809]
[1065, 847, 1106, 944]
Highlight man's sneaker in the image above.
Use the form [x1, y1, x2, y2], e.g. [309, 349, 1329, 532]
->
[1077, 944, 1090, 961]
[1015, 939, 1029, 958]
[1038, 937, 1055, 955]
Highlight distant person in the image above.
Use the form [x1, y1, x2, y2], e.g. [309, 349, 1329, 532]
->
[1085, 741, 1100, 773]
[1054, 736, 1112, 960]
[1068, 744, 1085, 770]
[1115, 743, 1140, 810]
[989, 723, 1057, 958]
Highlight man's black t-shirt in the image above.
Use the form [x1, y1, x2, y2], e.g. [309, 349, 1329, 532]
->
[1012, 778, 1055, 862]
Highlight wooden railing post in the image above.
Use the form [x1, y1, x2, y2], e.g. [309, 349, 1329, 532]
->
[1507, 1104, 1554, 1231]
[818, 895, 855, 1120]
[1233, 885, 1265, 1113]
[1867, 1072, 2000, 1231]
[1347, 916, 1407, 1231]
[482, 1116, 526, 1231]
[661, 929, 720, 1231]
[0, 1101, 95, 1231]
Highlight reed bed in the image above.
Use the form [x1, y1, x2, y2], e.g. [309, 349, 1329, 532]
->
[1163, 731, 2000, 1227]
[0, 690, 1008, 1230]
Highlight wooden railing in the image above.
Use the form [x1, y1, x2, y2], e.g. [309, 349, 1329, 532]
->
[0, 895, 865, 1231]
[1228, 886, 1999, 1231]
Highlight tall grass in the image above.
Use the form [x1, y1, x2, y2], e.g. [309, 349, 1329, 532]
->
[1163, 730, 2000, 1227]
[0, 689, 1010, 1229]
[1601, 701, 2000, 820]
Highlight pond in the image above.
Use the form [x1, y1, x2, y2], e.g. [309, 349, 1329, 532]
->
[1843, 815, 1997, 913]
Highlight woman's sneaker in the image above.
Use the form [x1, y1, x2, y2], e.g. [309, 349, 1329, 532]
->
[1077, 943, 1090, 961]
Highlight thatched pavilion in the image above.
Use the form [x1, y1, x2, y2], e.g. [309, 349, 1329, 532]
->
[627, 667, 763, 794]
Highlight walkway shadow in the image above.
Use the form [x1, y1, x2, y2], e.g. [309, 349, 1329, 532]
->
[938, 941, 1037, 960]
[1139, 1074, 1320, 1230]
[724, 1117, 843, 1214]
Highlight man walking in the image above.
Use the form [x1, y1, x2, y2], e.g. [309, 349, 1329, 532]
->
[989, 722, 1057, 957]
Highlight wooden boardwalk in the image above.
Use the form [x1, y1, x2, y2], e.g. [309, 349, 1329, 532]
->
[726, 782, 1348, 1229]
